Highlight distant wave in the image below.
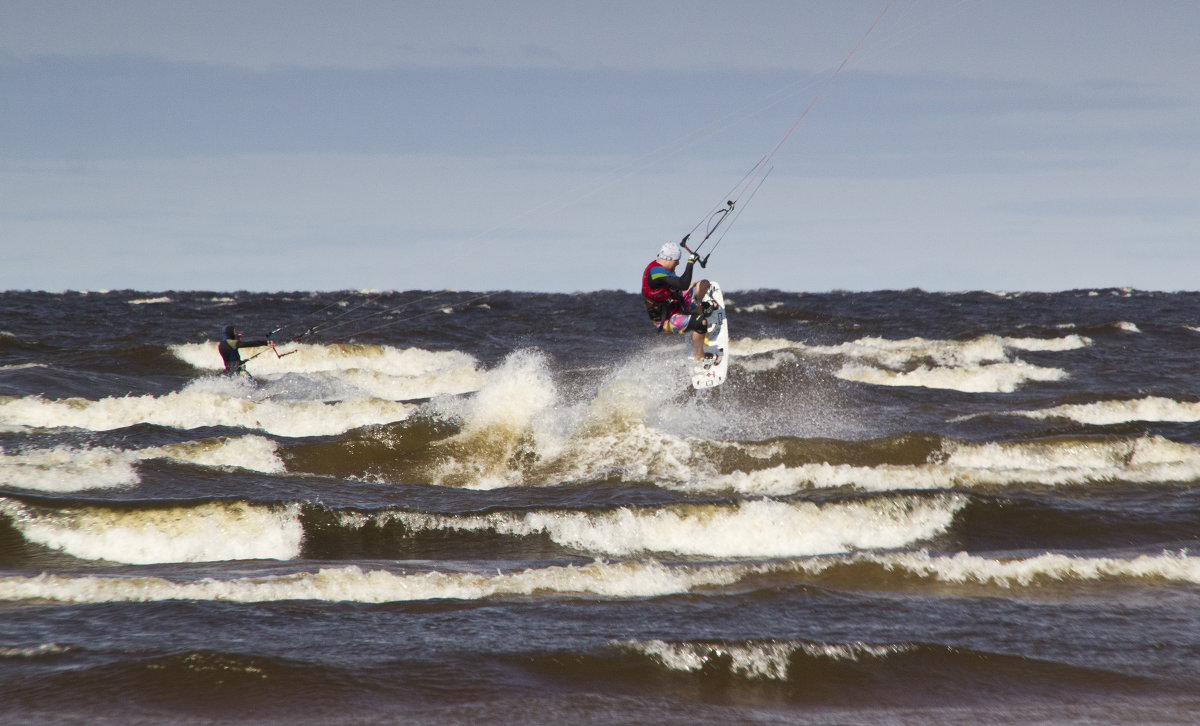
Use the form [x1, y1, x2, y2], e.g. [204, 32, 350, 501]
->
[0, 363, 46, 372]
[601, 637, 1165, 704]
[618, 638, 910, 680]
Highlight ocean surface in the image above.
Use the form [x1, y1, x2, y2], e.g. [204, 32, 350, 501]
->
[4, 287, 1200, 724]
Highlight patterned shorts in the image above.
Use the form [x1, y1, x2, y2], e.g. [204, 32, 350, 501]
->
[655, 285, 701, 334]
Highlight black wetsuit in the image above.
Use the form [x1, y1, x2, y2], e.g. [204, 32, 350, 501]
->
[219, 337, 269, 374]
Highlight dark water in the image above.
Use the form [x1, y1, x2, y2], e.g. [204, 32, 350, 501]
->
[3, 287, 1200, 724]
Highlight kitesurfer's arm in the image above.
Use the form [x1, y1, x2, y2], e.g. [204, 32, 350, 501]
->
[235, 337, 270, 349]
[676, 258, 696, 288]
[649, 259, 695, 292]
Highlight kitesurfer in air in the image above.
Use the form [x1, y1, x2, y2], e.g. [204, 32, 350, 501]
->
[641, 241, 711, 360]
[218, 325, 272, 375]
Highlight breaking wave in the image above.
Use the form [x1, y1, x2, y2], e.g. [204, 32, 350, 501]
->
[3, 549, 1198, 605]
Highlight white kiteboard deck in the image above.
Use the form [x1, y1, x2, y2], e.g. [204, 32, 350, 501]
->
[690, 281, 729, 389]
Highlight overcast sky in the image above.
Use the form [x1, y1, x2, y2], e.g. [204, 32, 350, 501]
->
[1, 0, 1197, 293]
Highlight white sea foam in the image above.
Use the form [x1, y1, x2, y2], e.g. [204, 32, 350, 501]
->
[621, 639, 910, 680]
[418, 344, 848, 489]
[729, 337, 798, 356]
[0, 363, 46, 372]
[169, 342, 486, 401]
[0, 446, 141, 492]
[0, 559, 742, 604]
[703, 436, 1200, 496]
[3, 549, 1197, 605]
[140, 434, 285, 473]
[425, 349, 568, 489]
[128, 296, 171, 305]
[0, 435, 284, 493]
[420, 347, 757, 489]
[859, 549, 1200, 588]
[371, 494, 963, 559]
[1014, 396, 1200, 426]
[0, 498, 302, 564]
[0, 643, 73, 658]
[801, 548, 1200, 590]
[737, 302, 786, 313]
[1005, 335, 1091, 352]
[817, 335, 1080, 392]
[836, 359, 1067, 393]
[808, 335, 1015, 368]
[554, 420, 705, 488]
[728, 333, 1086, 393]
[451, 349, 558, 432]
[0, 389, 416, 438]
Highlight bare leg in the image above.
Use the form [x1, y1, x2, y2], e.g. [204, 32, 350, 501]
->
[692, 330, 705, 360]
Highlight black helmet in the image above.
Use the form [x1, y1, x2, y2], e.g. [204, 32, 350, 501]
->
[223, 325, 237, 339]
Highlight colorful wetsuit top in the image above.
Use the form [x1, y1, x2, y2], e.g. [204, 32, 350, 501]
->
[641, 258, 695, 325]
[219, 336, 269, 374]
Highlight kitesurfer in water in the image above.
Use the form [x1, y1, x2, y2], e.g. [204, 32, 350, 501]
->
[641, 241, 711, 360]
[218, 325, 272, 375]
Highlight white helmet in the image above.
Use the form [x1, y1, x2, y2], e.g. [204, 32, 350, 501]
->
[657, 241, 682, 261]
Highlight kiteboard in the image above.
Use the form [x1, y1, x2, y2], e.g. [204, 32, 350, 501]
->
[690, 281, 729, 389]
